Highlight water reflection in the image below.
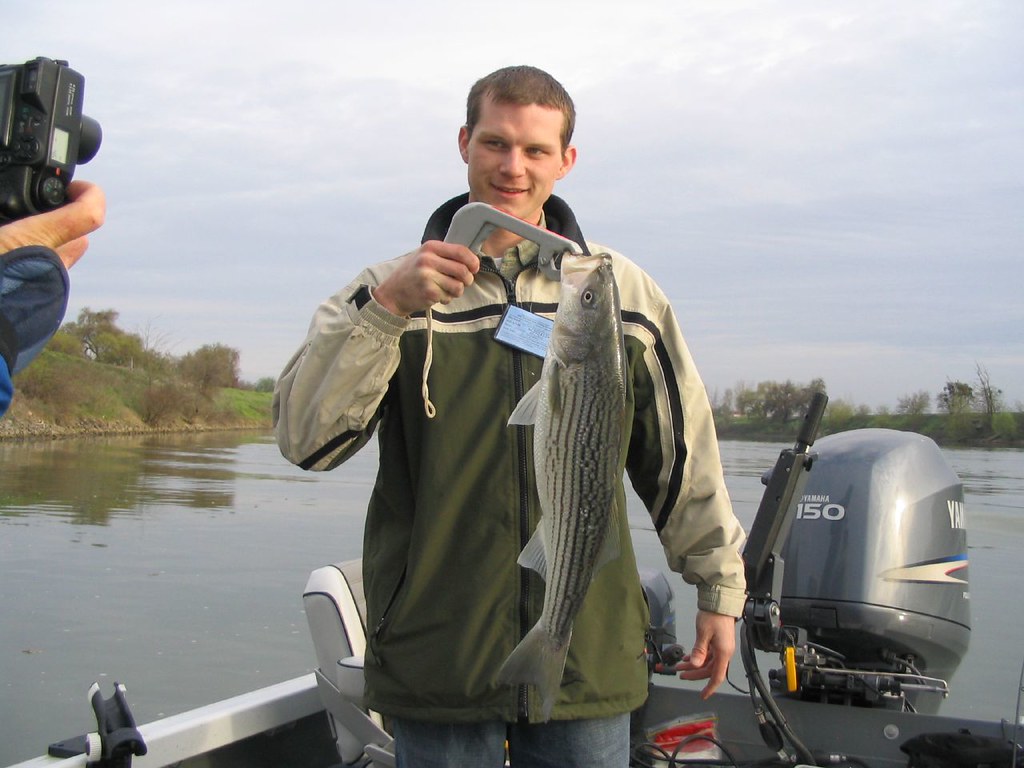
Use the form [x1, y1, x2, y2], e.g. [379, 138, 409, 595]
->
[0, 432, 269, 524]
[946, 447, 1024, 501]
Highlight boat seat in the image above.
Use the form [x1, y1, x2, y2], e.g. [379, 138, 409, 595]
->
[303, 560, 395, 767]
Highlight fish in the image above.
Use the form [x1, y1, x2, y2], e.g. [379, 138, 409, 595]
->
[497, 252, 628, 721]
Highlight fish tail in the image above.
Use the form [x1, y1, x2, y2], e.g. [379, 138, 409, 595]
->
[496, 624, 570, 722]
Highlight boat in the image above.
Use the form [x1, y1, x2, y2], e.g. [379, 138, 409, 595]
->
[6, 420, 1023, 768]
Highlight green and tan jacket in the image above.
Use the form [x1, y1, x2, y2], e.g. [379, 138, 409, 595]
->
[274, 194, 746, 723]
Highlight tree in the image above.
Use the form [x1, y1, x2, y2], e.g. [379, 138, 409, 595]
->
[938, 379, 977, 441]
[178, 344, 241, 397]
[733, 378, 827, 423]
[937, 380, 974, 415]
[897, 390, 930, 415]
[974, 363, 1003, 417]
[136, 321, 176, 377]
[761, 380, 802, 422]
[62, 308, 122, 360]
[733, 381, 759, 418]
[61, 308, 149, 368]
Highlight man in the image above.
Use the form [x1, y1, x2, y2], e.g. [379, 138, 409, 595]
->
[0, 180, 105, 416]
[275, 66, 745, 767]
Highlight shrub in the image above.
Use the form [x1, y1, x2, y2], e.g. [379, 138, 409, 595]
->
[139, 383, 191, 426]
[992, 412, 1018, 440]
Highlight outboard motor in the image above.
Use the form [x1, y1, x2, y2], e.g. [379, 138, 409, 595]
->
[776, 429, 970, 712]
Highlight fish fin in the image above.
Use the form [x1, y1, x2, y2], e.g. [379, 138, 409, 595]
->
[517, 524, 549, 578]
[593, 505, 622, 576]
[508, 382, 541, 426]
[496, 623, 571, 722]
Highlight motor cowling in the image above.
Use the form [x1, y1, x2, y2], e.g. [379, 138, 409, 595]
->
[778, 429, 970, 710]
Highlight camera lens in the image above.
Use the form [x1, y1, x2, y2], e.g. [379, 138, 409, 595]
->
[77, 115, 102, 164]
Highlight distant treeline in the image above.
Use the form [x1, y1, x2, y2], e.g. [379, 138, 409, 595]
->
[5, 309, 1021, 446]
[711, 374, 1022, 447]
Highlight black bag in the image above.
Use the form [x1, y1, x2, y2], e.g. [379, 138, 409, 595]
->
[901, 731, 1020, 768]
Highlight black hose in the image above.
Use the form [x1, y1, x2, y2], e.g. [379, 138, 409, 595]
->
[740, 622, 817, 765]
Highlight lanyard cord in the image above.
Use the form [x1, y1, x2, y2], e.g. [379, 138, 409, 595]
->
[421, 306, 437, 419]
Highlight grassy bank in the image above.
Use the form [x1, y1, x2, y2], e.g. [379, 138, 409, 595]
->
[2, 348, 272, 441]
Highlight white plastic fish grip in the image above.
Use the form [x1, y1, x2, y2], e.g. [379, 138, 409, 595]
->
[444, 202, 583, 281]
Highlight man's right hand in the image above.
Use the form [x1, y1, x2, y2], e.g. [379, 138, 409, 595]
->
[372, 240, 480, 317]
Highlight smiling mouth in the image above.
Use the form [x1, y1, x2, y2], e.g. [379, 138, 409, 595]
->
[493, 184, 526, 195]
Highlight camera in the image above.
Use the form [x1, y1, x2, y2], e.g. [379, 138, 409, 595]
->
[0, 57, 102, 222]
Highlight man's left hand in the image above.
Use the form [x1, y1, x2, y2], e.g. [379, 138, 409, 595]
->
[674, 609, 737, 699]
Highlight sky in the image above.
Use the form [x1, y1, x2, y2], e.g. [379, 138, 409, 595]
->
[8, 0, 1023, 410]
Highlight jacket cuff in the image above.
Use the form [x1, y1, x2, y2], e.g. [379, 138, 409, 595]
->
[697, 583, 747, 618]
[356, 287, 410, 341]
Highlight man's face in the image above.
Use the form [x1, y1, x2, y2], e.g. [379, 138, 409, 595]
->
[458, 97, 577, 226]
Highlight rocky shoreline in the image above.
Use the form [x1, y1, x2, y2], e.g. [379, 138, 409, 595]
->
[0, 415, 270, 441]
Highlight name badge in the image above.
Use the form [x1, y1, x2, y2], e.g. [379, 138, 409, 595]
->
[494, 305, 553, 358]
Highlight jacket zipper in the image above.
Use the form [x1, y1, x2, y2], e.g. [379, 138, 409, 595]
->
[482, 260, 534, 719]
[496, 266, 534, 721]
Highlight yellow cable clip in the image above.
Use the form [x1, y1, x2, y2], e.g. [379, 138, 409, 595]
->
[784, 646, 798, 693]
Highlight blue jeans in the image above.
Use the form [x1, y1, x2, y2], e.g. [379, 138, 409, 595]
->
[392, 713, 631, 767]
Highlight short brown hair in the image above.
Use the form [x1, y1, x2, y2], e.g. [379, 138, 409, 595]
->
[465, 66, 576, 150]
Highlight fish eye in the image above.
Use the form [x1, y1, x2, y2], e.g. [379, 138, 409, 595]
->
[581, 289, 595, 306]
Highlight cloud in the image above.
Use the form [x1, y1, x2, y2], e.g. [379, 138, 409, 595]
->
[7, 0, 1022, 407]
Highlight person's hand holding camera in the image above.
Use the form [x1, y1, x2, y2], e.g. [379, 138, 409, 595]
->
[0, 180, 105, 268]
[0, 57, 103, 267]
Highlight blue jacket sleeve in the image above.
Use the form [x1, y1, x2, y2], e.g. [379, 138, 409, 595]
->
[0, 245, 70, 375]
[0, 356, 12, 417]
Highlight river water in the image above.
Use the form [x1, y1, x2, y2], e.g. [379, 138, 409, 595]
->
[1, 432, 1021, 764]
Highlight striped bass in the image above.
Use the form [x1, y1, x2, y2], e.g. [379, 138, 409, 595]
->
[498, 252, 628, 721]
